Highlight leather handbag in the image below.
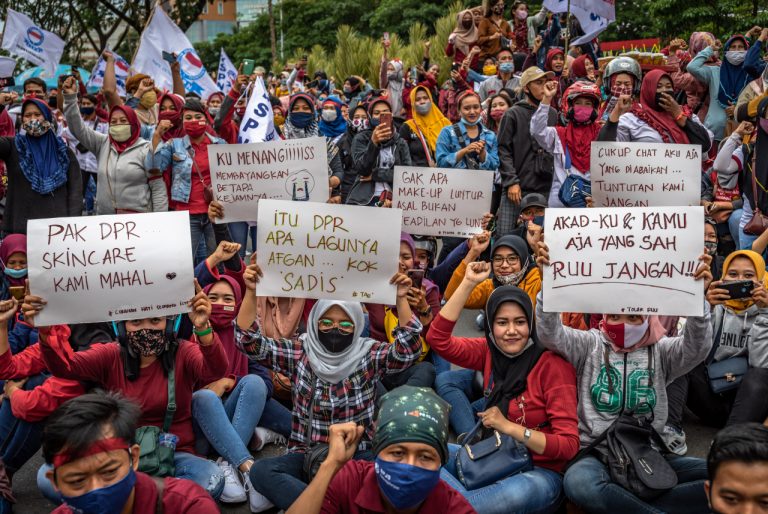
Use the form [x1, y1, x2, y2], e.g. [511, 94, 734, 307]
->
[455, 419, 533, 490]
[136, 365, 176, 477]
[744, 143, 768, 236]
[706, 313, 749, 394]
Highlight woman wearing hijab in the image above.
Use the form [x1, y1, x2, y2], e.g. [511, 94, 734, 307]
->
[60, 77, 167, 216]
[599, 69, 713, 153]
[536, 244, 714, 513]
[569, 54, 596, 82]
[341, 76, 368, 113]
[0, 97, 82, 235]
[544, 48, 568, 107]
[337, 105, 369, 203]
[683, 250, 768, 427]
[157, 92, 186, 142]
[380, 49, 406, 117]
[428, 262, 578, 513]
[446, 9, 480, 68]
[477, 0, 513, 62]
[0, 234, 26, 303]
[317, 96, 348, 142]
[445, 234, 541, 311]
[348, 98, 411, 206]
[533, 80, 601, 207]
[400, 86, 451, 166]
[234, 259, 423, 511]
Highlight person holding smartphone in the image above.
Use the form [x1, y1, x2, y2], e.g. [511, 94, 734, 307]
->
[682, 250, 768, 427]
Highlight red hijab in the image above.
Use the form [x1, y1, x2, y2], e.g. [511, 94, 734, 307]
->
[204, 275, 248, 377]
[158, 93, 185, 142]
[108, 105, 140, 153]
[545, 48, 564, 75]
[0, 234, 27, 287]
[570, 55, 590, 79]
[555, 91, 601, 173]
[631, 70, 690, 144]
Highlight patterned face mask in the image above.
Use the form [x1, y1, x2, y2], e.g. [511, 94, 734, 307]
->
[22, 119, 51, 137]
[126, 329, 166, 357]
[610, 84, 632, 98]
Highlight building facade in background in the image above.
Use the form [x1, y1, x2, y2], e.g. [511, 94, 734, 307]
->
[186, 0, 270, 43]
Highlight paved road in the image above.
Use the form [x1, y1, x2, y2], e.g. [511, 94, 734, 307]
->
[11, 310, 718, 513]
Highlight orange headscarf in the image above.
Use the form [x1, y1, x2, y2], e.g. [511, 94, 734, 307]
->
[721, 250, 767, 312]
[405, 86, 450, 155]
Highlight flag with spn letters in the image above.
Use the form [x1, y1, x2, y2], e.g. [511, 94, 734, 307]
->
[1, 9, 65, 76]
[237, 77, 280, 144]
[216, 48, 238, 94]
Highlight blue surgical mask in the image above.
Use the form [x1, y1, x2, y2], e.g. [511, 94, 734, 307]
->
[499, 62, 514, 74]
[61, 467, 136, 514]
[462, 117, 480, 127]
[370, 117, 381, 128]
[80, 106, 95, 116]
[4, 267, 26, 279]
[289, 112, 313, 128]
[374, 457, 440, 510]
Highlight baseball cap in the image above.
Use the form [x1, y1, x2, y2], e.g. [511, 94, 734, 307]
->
[520, 193, 548, 211]
[520, 67, 555, 89]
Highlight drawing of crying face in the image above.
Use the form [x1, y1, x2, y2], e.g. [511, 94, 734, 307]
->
[286, 169, 315, 201]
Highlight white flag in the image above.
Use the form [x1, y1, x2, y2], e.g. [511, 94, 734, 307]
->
[237, 77, 280, 144]
[543, 0, 615, 44]
[132, 7, 218, 99]
[1, 9, 64, 76]
[86, 49, 131, 96]
[216, 48, 238, 94]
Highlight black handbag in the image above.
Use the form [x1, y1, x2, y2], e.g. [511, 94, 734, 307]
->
[706, 312, 749, 394]
[455, 419, 533, 490]
[302, 382, 330, 481]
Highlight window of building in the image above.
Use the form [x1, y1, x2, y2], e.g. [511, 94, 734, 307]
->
[217, 1, 223, 15]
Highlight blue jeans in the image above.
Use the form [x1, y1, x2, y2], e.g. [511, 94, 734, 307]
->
[193, 374, 268, 467]
[189, 213, 216, 266]
[0, 374, 47, 473]
[251, 450, 373, 510]
[37, 451, 224, 502]
[229, 222, 258, 256]
[563, 455, 708, 514]
[259, 398, 292, 438]
[441, 443, 563, 514]
[430, 351, 451, 375]
[727, 208, 742, 247]
[435, 368, 486, 435]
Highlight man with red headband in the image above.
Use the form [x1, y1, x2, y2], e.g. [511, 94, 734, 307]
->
[43, 391, 216, 514]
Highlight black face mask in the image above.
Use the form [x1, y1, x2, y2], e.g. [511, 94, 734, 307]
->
[48, 96, 57, 108]
[655, 90, 674, 108]
[317, 328, 354, 353]
[524, 91, 541, 105]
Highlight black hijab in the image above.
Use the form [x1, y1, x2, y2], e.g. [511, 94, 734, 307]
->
[491, 234, 532, 288]
[484, 286, 545, 417]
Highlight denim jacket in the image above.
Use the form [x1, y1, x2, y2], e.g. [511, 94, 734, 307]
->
[435, 121, 499, 170]
[151, 133, 225, 203]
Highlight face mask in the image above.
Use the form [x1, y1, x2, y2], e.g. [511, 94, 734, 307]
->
[725, 50, 746, 66]
[370, 116, 381, 128]
[351, 118, 369, 132]
[235, 106, 246, 119]
[62, 466, 136, 514]
[375, 457, 440, 510]
[184, 119, 207, 138]
[4, 267, 27, 279]
[48, 96, 57, 108]
[208, 107, 220, 117]
[516, 10, 528, 20]
[158, 109, 180, 123]
[462, 116, 480, 126]
[209, 303, 237, 329]
[126, 328, 166, 357]
[605, 318, 649, 349]
[499, 62, 514, 74]
[654, 90, 673, 108]
[490, 108, 505, 121]
[495, 268, 526, 286]
[415, 101, 432, 115]
[343, 85, 353, 94]
[387, 72, 401, 82]
[289, 111, 313, 128]
[493, 5, 505, 15]
[483, 65, 497, 76]
[139, 91, 157, 109]
[317, 327, 354, 353]
[610, 84, 632, 98]
[109, 124, 132, 143]
[572, 105, 595, 124]
[22, 119, 51, 137]
[80, 106, 95, 116]
[462, 19, 473, 30]
[321, 109, 338, 122]
[705, 241, 718, 256]
[524, 91, 541, 105]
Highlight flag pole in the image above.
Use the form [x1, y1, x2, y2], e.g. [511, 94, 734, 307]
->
[563, 0, 572, 52]
[130, 0, 159, 68]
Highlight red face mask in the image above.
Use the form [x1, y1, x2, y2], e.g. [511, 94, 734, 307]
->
[209, 303, 237, 329]
[184, 119, 207, 138]
[490, 108, 505, 121]
[159, 109, 181, 124]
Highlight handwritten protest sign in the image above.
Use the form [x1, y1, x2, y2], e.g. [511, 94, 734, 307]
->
[543, 206, 705, 316]
[28, 212, 194, 325]
[208, 137, 329, 223]
[393, 166, 493, 238]
[256, 199, 401, 303]
[590, 142, 701, 207]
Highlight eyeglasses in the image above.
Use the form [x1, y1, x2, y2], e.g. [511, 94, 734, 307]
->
[317, 319, 355, 334]
[492, 256, 520, 265]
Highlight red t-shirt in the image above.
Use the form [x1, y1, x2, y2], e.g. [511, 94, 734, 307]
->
[52, 471, 218, 513]
[321, 460, 476, 514]
[170, 138, 212, 215]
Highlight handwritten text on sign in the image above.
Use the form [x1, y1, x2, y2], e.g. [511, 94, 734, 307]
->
[543, 206, 704, 316]
[590, 142, 701, 207]
[393, 166, 493, 238]
[256, 199, 401, 303]
[208, 137, 329, 223]
[28, 211, 194, 325]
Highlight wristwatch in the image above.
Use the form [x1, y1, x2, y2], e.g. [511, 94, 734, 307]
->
[418, 306, 432, 317]
[523, 428, 532, 443]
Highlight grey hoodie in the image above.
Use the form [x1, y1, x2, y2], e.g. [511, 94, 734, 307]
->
[712, 304, 768, 368]
[536, 292, 712, 448]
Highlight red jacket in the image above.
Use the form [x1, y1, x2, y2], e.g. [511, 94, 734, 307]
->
[426, 314, 580, 471]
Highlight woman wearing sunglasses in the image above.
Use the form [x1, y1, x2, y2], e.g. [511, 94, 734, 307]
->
[233, 259, 423, 511]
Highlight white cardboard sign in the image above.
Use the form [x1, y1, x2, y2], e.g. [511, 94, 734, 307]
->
[590, 142, 701, 207]
[28, 211, 194, 325]
[256, 199, 401, 303]
[543, 206, 705, 316]
[209, 137, 329, 223]
[393, 166, 493, 238]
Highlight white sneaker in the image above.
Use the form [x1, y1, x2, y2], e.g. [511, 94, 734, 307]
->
[252, 427, 287, 451]
[662, 425, 688, 456]
[216, 458, 247, 503]
[241, 469, 274, 513]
